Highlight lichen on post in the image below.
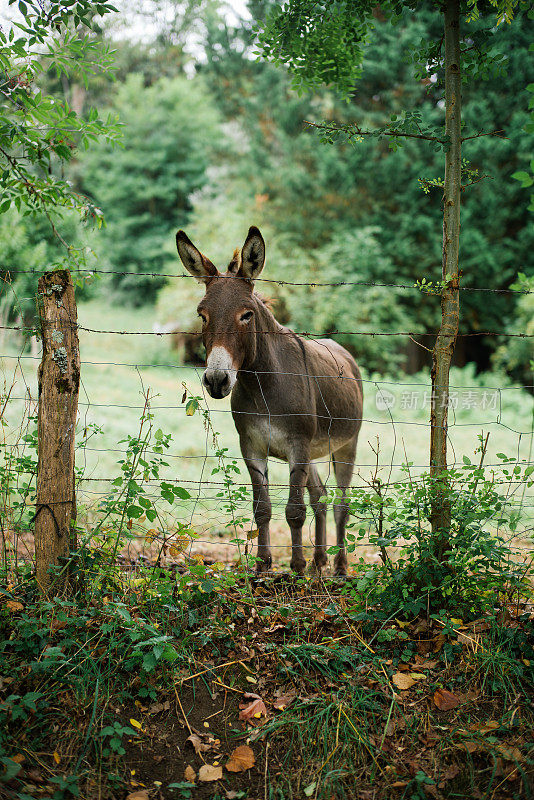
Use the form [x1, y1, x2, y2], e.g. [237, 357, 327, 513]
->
[35, 270, 80, 596]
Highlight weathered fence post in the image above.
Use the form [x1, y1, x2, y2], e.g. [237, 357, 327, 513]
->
[35, 270, 80, 596]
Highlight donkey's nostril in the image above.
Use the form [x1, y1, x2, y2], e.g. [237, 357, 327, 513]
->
[203, 369, 231, 399]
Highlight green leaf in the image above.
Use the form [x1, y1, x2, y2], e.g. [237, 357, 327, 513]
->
[126, 505, 144, 518]
[512, 171, 533, 187]
[185, 399, 199, 416]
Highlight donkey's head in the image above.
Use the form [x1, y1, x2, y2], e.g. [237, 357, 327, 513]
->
[176, 226, 266, 399]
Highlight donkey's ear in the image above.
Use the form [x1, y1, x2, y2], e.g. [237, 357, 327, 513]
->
[176, 231, 217, 283]
[240, 226, 265, 280]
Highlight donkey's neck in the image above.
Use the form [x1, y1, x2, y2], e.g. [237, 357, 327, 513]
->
[246, 295, 285, 375]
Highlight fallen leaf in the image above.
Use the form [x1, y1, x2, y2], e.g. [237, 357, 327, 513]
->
[129, 718, 143, 730]
[148, 701, 170, 715]
[409, 673, 426, 680]
[462, 741, 479, 754]
[495, 745, 522, 762]
[416, 659, 438, 670]
[53, 751, 61, 765]
[303, 782, 317, 796]
[392, 673, 415, 691]
[198, 764, 223, 782]
[433, 688, 460, 711]
[273, 692, 296, 711]
[469, 720, 499, 734]
[126, 792, 149, 800]
[226, 745, 255, 773]
[5, 600, 24, 612]
[391, 781, 409, 789]
[441, 764, 460, 781]
[186, 733, 211, 754]
[245, 675, 257, 684]
[184, 765, 196, 782]
[239, 693, 268, 724]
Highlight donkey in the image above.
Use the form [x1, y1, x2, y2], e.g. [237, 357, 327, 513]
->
[176, 226, 363, 576]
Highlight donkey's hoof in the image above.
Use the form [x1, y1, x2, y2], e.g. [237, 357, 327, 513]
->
[255, 555, 272, 574]
[308, 555, 327, 577]
[333, 557, 348, 578]
[290, 559, 306, 577]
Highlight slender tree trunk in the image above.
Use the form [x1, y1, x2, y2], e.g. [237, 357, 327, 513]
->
[35, 271, 80, 596]
[430, 0, 461, 558]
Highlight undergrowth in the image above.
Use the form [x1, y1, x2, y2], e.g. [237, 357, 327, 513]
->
[0, 391, 533, 798]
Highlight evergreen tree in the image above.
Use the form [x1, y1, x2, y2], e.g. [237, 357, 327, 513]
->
[78, 74, 222, 303]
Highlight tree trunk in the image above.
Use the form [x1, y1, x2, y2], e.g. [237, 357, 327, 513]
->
[430, 0, 461, 558]
[35, 271, 80, 596]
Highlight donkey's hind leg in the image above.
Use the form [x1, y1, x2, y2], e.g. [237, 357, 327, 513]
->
[332, 438, 357, 576]
[307, 462, 327, 573]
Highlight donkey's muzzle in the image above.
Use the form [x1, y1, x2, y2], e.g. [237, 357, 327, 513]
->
[203, 368, 232, 399]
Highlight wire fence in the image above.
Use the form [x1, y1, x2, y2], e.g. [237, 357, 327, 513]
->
[1, 269, 534, 579]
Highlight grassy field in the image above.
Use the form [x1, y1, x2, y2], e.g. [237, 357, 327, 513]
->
[1, 298, 533, 568]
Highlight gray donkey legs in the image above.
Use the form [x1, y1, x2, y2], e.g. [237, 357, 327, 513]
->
[307, 462, 327, 572]
[332, 438, 357, 576]
[286, 451, 310, 575]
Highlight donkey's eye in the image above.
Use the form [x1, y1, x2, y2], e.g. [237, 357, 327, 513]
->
[240, 311, 253, 323]
[198, 312, 207, 325]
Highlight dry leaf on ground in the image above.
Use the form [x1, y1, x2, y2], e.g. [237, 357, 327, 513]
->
[126, 792, 149, 800]
[148, 700, 170, 714]
[469, 720, 499, 734]
[226, 745, 255, 772]
[273, 692, 296, 711]
[198, 764, 223, 782]
[462, 741, 480, 754]
[239, 692, 268, 723]
[392, 673, 415, 691]
[5, 601, 24, 612]
[495, 745, 522, 762]
[441, 763, 460, 782]
[186, 733, 212, 754]
[433, 688, 460, 711]
[184, 765, 196, 782]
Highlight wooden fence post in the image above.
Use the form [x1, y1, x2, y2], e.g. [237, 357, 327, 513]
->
[35, 270, 80, 596]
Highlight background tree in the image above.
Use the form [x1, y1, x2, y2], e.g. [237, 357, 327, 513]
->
[0, 0, 119, 327]
[256, 0, 531, 547]
[77, 73, 222, 302]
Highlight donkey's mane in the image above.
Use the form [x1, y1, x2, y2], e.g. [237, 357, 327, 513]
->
[255, 292, 276, 311]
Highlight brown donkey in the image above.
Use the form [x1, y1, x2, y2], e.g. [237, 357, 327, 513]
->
[176, 226, 363, 575]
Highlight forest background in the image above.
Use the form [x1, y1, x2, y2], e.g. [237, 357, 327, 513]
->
[1, 0, 533, 384]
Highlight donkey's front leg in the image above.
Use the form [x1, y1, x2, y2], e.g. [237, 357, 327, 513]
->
[242, 447, 272, 572]
[286, 453, 310, 575]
